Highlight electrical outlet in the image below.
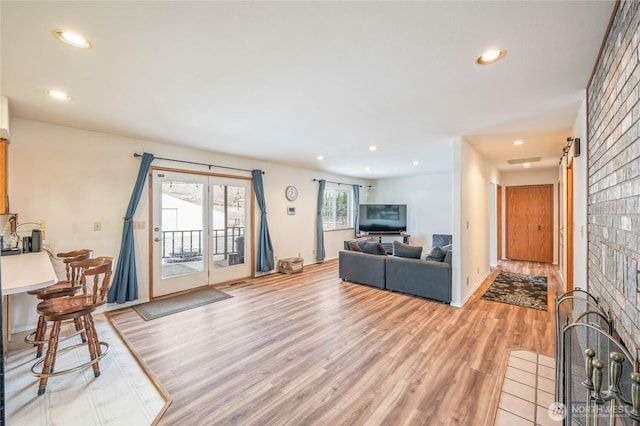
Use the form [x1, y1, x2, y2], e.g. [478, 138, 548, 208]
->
[93, 222, 102, 231]
[466, 276, 469, 285]
[37, 218, 46, 229]
[298, 251, 301, 258]
[133, 221, 146, 230]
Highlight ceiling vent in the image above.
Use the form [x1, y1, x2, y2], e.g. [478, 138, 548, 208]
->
[507, 157, 541, 164]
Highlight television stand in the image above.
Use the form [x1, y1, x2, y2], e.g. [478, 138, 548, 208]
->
[357, 232, 410, 244]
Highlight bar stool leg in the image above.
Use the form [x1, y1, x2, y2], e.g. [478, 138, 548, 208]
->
[83, 314, 101, 377]
[38, 320, 61, 395]
[34, 315, 47, 358]
[73, 317, 87, 343]
[88, 314, 102, 358]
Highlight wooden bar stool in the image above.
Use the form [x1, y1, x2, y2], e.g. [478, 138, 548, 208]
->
[31, 256, 113, 395]
[25, 249, 93, 357]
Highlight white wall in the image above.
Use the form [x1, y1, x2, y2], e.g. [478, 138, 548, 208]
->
[453, 137, 500, 307]
[7, 118, 368, 332]
[369, 172, 453, 250]
[500, 168, 560, 265]
[489, 183, 497, 266]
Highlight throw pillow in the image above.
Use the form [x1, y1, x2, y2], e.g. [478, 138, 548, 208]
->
[443, 250, 453, 265]
[425, 246, 446, 262]
[359, 242, 388, 255]
[392, 241, 422, 259]
[348, 241, 362, 252]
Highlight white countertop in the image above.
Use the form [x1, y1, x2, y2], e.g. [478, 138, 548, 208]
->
[1, 251, 57, 295]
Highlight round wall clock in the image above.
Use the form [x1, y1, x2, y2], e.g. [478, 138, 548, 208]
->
[285, 185, 298, 201]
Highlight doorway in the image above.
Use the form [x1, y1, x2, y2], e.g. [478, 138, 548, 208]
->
[497, 184, 503, 260]
[150, 169, 252, 298]
[506, 185, 553, 263]
[566, 160, 574, 291]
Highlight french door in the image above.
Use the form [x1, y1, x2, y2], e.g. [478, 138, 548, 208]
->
[151, 169, 252, 298]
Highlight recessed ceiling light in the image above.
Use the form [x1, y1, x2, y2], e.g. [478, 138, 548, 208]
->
[412, 161, 419, 166]
[45, 90, 71, 101]
[514, 140, 524, 145]
[52, 29, 92, 49]
[369, 146, 377, 151]
[523, 162, 532, 168]
[475, 49, 507, 65]
[317, 155, 324, 160]
[365, 167, 371, 171]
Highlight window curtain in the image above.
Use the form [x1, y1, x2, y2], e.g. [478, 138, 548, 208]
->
[252, 170, 274, 272]
[316, 179, 326, 262]
[353, 184, 360, 238]
[107, 152, 154, 303]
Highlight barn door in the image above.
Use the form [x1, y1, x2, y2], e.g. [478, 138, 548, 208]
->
[506, 185, 553, 263]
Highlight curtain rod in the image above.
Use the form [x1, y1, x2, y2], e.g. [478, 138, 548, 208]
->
[313, 179, 371, 188]
[134, 153, 262, 174]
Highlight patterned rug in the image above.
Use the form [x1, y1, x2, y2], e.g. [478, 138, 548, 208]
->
[481, 271, 548, 311]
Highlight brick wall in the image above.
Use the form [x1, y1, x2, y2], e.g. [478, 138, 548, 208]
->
[588, 0, 640, 348]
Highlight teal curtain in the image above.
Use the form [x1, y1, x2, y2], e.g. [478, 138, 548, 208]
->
[353, 184, 360, 237]
[316, 180, 326, 262]
[107, 153, 154, 303]
[252, 170, 274, 272]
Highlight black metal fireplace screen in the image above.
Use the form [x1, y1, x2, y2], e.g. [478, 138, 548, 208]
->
[555, 288, 640, 425]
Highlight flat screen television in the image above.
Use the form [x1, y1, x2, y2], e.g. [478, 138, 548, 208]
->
[358, 204, 407, 233]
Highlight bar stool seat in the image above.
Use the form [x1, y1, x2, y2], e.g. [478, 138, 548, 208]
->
[30, 256, 113, 395]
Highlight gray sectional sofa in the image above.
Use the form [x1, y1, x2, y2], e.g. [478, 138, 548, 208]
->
[338, 234, 452, 303]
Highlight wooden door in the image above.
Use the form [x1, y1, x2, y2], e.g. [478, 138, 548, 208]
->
[506, 185, 553, 263]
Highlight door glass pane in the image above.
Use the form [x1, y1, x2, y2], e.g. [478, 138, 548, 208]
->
[212, 184, 246, 268]
[322, 190, 335, 230]
[161, 179, 204, 278]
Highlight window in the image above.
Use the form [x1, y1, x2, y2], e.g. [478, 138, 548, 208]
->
[322, 187, 353, 230]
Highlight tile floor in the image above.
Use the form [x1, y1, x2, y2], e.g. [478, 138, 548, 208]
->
[494, 350, 561, 426]
[5, 314, 169, 425]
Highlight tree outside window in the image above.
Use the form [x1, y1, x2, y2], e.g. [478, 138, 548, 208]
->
[322, 187, 353, 230]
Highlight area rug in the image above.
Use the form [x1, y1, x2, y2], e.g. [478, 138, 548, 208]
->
[481, 271, 548, 311]
[133, 287, 233, 320]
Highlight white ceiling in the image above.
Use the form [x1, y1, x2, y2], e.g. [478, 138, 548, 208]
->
[1, 1, 614, 178]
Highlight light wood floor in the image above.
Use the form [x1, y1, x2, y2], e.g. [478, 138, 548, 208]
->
[107, 259, 560, 425]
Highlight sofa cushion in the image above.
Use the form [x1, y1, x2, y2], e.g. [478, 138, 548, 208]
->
[392, 241, 422, 259]
[425, 246, 446, 262]
[343, 237, 371, 251]
[360, 242, 388, 255]
[348, 241, 362, 251]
